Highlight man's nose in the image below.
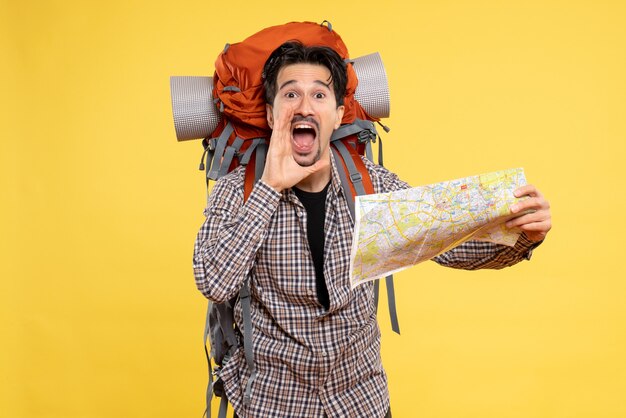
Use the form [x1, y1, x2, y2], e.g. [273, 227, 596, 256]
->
[294, 95, 314, 116]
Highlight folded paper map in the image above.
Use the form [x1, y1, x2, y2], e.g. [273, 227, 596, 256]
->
[349, 168, 528, 288]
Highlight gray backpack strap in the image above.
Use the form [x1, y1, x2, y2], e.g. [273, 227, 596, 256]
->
[373, 279, 380, 313]
[369, 127, 400, 334]
[204, 298, 240, 418]
[330, 148, 356, 220]
[385, 275, 400, 333]
[333, 141, 367, 196]
[216, 302, 238, 354]
[330, 118, 376, 141]
[208, 122, 234, 180]
[218, 136, 244, 178]
[239, 280, 256, 406]
[254, 141, 267, 182]
[365, 140, 374, 162]
[332, 139, 401, 335]
[239, 138, 263, 166]
[204, 302, 215, 418]
[200, 138, 214, 186]
[217, 397, 228, 418]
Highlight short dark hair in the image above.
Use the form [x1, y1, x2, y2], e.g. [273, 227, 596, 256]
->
[262, 41, 347, 107]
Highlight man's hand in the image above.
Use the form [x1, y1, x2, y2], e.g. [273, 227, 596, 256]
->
[261, 106, 329, 192]
[506, 184, 552, 242]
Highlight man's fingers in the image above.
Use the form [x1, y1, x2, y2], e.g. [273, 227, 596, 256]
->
[518, 220, 552, 232]
[510, 196, 550, 215]
[273, 105, 295, 135]
[506, 210, 547, 228]
[510, 184, 552, 242]
[267, 106, 295, 158]
[514, 184, 543, 199]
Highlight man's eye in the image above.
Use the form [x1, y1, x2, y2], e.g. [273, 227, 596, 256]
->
[315, 92, 326, 99]
[285, 92, 297, 98]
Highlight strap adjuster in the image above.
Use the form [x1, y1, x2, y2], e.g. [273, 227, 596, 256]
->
[350, 172, 363, 183]
[357, 128, 376, 144]
[205, 137, 217, 151]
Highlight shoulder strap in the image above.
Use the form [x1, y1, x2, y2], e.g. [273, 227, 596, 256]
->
[331, 134, 401, 334]
[331, 141, 374, 198]
[239, 280, 256, 406]
[208, 122, 234, 180]
[203, 283, 256, 417]
[203, 303, 214, 418]
[243, 142, 267, 202]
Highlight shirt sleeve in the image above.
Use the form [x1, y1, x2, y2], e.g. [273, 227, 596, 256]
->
[193, 172, 281, 303]
[432, 233, 542, 270]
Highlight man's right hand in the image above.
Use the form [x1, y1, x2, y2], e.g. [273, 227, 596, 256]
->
[261, 105, 329, 192]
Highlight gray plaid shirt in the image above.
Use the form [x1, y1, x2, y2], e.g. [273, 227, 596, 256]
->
[193, 157, 538, 418]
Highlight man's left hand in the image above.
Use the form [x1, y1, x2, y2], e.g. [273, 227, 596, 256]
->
[506, 184, 552, 242]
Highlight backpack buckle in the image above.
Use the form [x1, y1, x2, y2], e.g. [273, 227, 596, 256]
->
[350, 172, 363, 183]
[357, 128, 376, 144]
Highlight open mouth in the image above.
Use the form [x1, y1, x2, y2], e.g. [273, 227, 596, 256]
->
[291, 122, 318, 153]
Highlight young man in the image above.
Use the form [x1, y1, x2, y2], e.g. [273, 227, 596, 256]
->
[193, 41, 551, 418]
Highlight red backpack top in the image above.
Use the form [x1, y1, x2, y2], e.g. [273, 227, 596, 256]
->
[213, 20, 372, 140]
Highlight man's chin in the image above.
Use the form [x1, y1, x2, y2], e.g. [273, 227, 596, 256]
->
[294, 150, 321, 167]
[296, 159, 316, 168]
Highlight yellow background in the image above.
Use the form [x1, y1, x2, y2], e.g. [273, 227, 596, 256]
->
[3, 0, 625, 417]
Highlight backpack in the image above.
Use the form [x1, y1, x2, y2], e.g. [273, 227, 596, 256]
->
[171, 20, 399, 418]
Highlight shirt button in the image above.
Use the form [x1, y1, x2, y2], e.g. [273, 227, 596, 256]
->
[306, 289, 315, 296]
[321, 351, 327, 357]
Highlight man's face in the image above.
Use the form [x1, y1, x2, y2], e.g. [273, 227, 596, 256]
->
[266, 63, 345, 167]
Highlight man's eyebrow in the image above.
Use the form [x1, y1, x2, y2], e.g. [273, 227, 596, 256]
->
[278, 79, 332, 91]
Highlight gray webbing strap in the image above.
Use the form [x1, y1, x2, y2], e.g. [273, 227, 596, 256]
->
[371, 275, 400, 334]
[385, 275, 400, 333]
[369, 131, 400, 334]
[202, 139, 214, 187]
[204, 301, 240, 418]
[204, 302, 214, 418]
[239, 138, 263, 165]
[208, 123, 234, 180]
[217, 303, 238, 352]
[365, 140, 374, 162]
[254, 142, 267, 182]
[373, 280, 379, 313]
[330, 118, 375, 142]
[217, 397, 228, 418]
[218, 136, 244, 178]
[333, 137, 401, 334]
[239, 280, 256, 406]
[330, 123, 363, 141]
[331, 148, 356, 221]
[333, 141, 366, 196]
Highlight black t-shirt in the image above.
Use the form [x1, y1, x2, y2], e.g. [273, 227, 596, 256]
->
[293, 183, 331, 310]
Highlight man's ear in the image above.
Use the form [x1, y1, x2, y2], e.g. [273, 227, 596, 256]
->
[266, 104, 274, 129]
[334, 105, 345, 129]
